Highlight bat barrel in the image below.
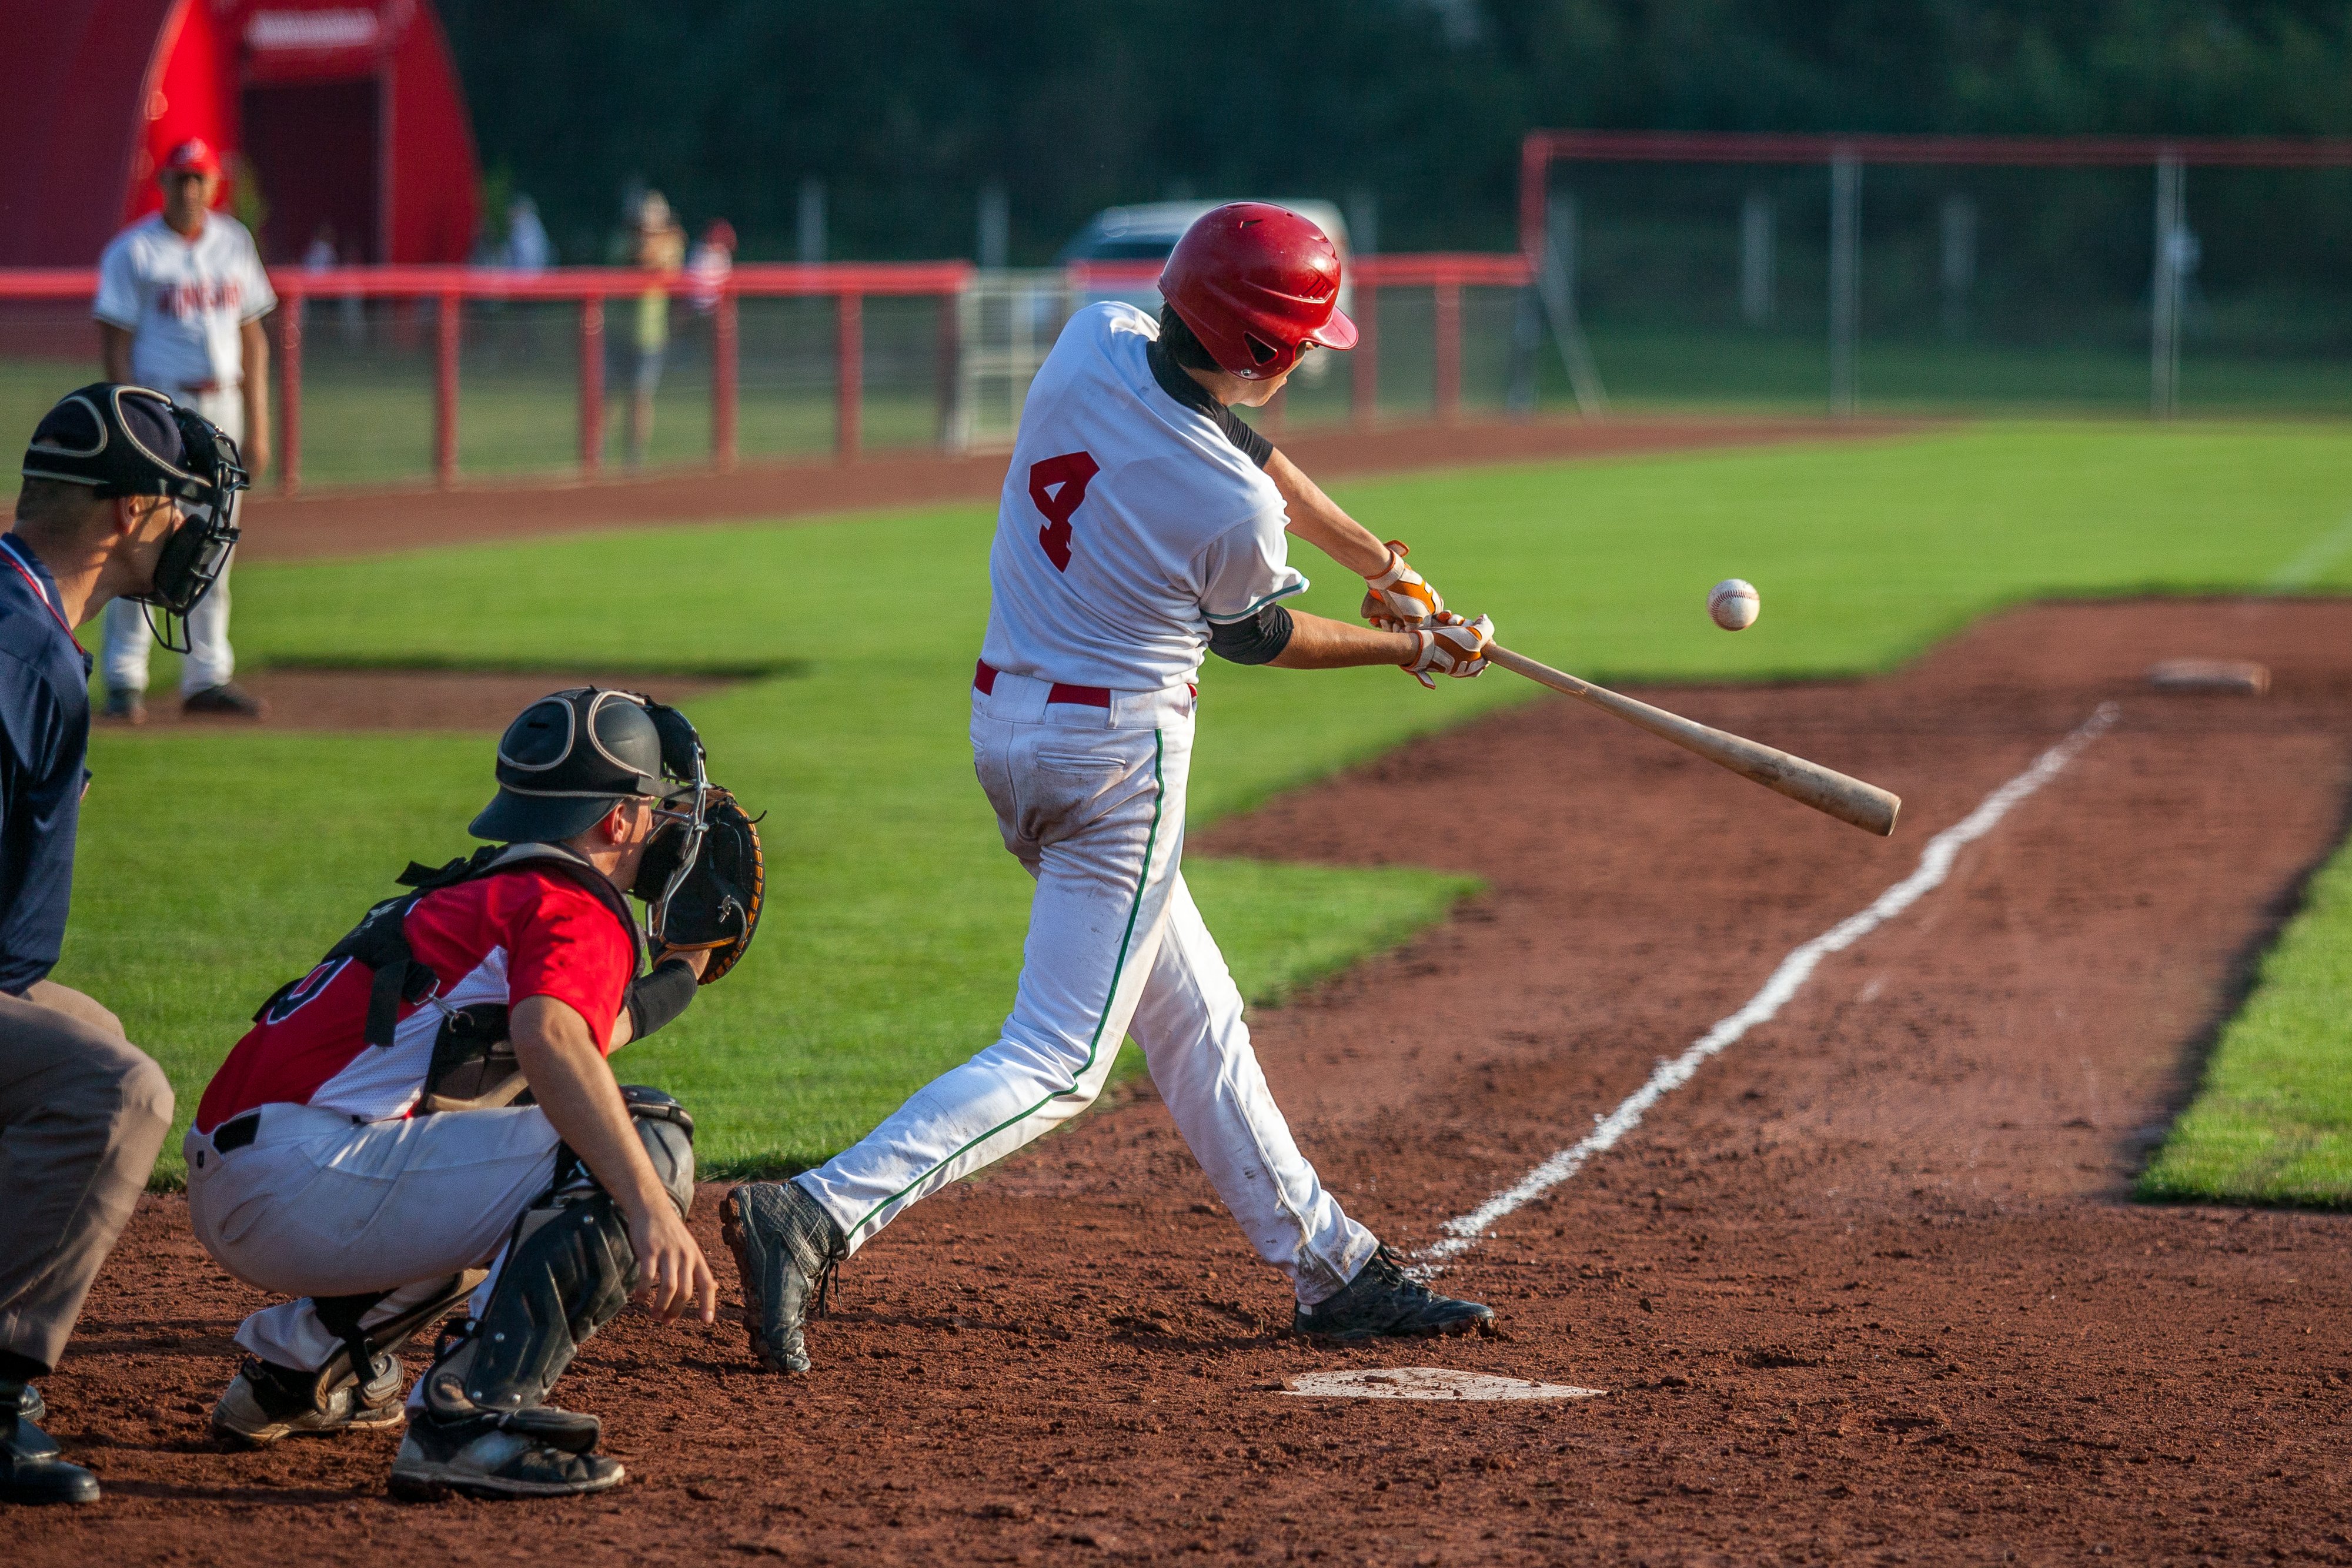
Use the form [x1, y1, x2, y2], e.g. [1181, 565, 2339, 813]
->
[1488, 645, 1902, 837]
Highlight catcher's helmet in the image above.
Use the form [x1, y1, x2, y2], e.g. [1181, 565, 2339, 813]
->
[1158, 203, 1358, 381]
[471, 687, 691, 844]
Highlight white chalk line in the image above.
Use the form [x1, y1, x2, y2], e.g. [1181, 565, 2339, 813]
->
[2268, 510, 2352, 590]
[1412, 701, 2122, 1278]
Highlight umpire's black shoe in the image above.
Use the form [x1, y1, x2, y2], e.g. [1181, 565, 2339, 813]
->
[1, 1382, 99, 1506]
[1293, 1246, 1495, 1341]
[721, 1180, 846, 1373]
[388, 1410, 621, 1500]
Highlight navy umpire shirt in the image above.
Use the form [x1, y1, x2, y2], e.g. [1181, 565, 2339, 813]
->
[0, 532, 91, 997]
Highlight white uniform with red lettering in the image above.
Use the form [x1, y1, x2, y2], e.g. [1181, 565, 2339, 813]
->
[793, 303, 1379, 1305]
[92, 210, 274, 697]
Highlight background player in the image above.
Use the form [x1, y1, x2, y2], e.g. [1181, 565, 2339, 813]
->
[1, 385, 243, 1503]
[93, 137, 274, 721]
[725, 203, 1496, 1372]
[184, 690, 732, 1499]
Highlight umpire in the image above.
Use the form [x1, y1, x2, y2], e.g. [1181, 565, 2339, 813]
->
[0, 385, 245, 1504]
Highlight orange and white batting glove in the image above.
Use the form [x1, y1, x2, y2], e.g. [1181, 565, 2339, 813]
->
[1360, 540, 1444, 628]
[1400, 611, 1494, 689]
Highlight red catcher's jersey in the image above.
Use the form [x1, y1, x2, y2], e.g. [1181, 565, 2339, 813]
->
[195, 868, 637, 1131]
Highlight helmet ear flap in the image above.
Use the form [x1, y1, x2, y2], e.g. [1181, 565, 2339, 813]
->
[1242, 333, 1279, 366]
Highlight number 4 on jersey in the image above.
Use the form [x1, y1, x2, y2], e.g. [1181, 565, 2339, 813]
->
[1028, 451, 1100, 572]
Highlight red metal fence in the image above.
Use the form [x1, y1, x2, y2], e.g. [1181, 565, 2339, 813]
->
[0, 253, 1528, 495]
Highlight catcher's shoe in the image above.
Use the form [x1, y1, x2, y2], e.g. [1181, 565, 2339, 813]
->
[212, 1352, 406, 1447]
[1293, 1246, 1495, 1340]
[721, 1179, 846, 1373]
[387, 1410, 621, 1500]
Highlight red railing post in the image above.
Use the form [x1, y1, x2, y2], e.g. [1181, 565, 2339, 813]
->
[1352, 281, 1379, 430]
[579, 296, 604, 476]
[433, 291, 460, 487]
[713, 286, 738, 471]
[836, 289, 863, 460]
[278, 287, 303, 497]
[1434, 278, 1462, 424]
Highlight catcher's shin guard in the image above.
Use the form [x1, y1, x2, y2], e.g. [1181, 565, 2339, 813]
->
[422, 1098, 694, 1423]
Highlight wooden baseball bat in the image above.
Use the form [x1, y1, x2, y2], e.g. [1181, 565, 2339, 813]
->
[1486, 644, 1902, 837]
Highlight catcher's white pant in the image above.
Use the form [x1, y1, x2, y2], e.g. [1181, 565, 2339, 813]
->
[794, 668, 1379, 1305]
[184, 1103, 560, 1370]
[102, 387, 239, 696]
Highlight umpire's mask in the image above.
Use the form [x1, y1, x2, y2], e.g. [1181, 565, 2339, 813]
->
[470, 688, 693, 844]
[20, 384, 246, 652]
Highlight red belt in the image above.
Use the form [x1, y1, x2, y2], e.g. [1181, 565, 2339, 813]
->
[973, 660, 1109, 708]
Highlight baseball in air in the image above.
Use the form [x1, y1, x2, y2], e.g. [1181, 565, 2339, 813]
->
[1708, 578, 1761, 631]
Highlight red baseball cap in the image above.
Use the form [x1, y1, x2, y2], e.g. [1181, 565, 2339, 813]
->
[160, 138, 222, 177]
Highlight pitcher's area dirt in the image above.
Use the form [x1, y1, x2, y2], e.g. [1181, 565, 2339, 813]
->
[22, 599, 2352, 1565]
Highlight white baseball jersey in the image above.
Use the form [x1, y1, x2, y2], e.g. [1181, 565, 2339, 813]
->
[979, 302, 1304, 692]
[93, 212, 277, 392]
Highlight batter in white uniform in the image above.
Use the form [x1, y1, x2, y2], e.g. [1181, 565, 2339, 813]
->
[724, 205, 1498, 1368]
[92, 138, 275, 720]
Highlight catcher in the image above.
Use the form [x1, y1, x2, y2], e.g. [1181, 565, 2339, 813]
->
[183, 687, 763, 1499]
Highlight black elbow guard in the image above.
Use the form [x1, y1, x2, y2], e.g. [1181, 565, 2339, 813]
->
[1207, 603, 1295, 666]
[624, 958, 699, 1041]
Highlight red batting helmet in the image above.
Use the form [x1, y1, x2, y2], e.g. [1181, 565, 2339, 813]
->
[1159, 203, 1358, 380]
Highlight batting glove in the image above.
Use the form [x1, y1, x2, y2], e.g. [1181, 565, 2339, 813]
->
[1361, 540, 1444, 628]
[1401, 611, 1494, 689]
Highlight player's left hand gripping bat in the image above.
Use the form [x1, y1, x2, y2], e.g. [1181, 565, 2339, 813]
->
[1486, 644, 1902, 837]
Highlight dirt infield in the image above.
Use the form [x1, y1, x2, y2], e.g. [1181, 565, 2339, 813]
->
[111, 669, 739, 730]
[21, 597, 2352, 1564]
[233, 415, 1929, 563]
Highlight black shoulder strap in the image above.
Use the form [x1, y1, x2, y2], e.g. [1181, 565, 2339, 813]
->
[252, 842, 644, 1047]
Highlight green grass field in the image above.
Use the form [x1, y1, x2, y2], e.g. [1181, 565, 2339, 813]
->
[2139, 835, 2352, 1206]
[51, 421, 2352, 1186]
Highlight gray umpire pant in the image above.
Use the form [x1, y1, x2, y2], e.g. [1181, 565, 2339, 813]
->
[0, 982, 174, 1373]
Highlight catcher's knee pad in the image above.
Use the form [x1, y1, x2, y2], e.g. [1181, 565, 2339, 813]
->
[422, 1089, 695, 1420]
[620, 1084, 696, 1218]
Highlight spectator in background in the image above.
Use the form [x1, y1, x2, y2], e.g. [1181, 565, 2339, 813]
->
[627, 192, 686, 469]
[92, 137, 272, 722]
[687, 219, 736, 315]
[505, 196, 551, 275]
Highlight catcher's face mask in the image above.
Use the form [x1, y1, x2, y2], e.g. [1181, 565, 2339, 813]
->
[627, 697, 713, 911]
[19, 385, 246, 654]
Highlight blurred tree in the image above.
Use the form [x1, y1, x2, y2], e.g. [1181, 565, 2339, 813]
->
[436, 0, 2352, 261]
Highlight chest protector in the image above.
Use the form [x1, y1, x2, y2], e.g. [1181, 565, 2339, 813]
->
[252, 843, 645, 1115]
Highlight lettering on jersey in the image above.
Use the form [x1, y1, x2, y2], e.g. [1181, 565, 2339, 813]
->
[263, 955, 352, 1025]
[1027, 451, 1100, 573]
[161, 279, 245, 321]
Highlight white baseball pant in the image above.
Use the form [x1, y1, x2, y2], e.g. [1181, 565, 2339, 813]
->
[793, 667, 1379, 1306]
[185, 1103, 562, 1370]
[102, 387, 240, 697]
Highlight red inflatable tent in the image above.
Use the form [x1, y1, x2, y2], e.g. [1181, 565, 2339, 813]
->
[0, 0, 481, 266]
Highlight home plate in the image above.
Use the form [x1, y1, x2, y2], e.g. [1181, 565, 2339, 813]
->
[1281, 1368, 1605, 1402]
[2147, 658, 2270, 694]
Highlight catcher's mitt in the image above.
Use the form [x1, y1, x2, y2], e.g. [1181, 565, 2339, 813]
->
[650, 788, 765, 984]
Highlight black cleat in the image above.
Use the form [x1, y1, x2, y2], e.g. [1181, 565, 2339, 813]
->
[388, 1410, 620, 1500]
[721, 1180, 846, 1373]
[1293, 1246, 1495, 1341]
[1, 1382, 99, 1506]
[100, 687, 146, 726]
[182, 682, 266, 718]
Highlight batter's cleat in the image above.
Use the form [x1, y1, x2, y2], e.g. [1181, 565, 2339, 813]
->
[100, 686, 146, 726]
[721, 1179, 846, 1373]
[1292, 1246, 1495, 1341]
[387, 1410, 622, 1501]
[211, 1352, 407, 1447]
[182, 682, 265, 718]
[1, 1382, 99, 1506]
